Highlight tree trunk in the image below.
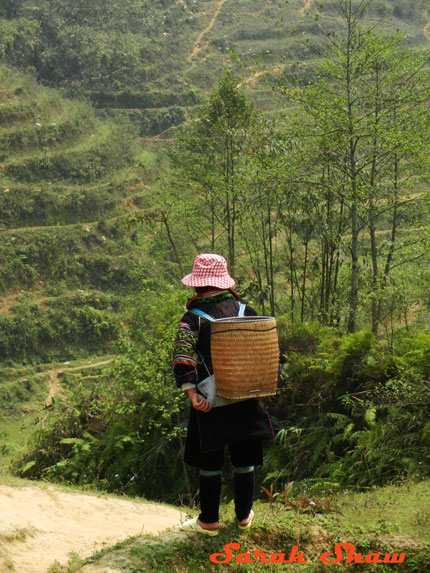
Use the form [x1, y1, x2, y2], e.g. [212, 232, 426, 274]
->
[161, 211, 184, 278]
[346, 5, 359, 334]
[301, 231, 309, 322]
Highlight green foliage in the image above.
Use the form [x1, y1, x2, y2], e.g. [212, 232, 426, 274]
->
[393, 332, 430, 376]
[167, 69, 258, 274]
[0, 17, 40, 68]
[0, 292, 122, 364]
[0, 0, 206, 117]
[0, 219, 150, 294]
[4, 121, 137, 182]
[14, 286, 192, 502]
[0, 184, 122, 229]
[265, 323, 430, 489]
[1, 0, 429, 143]
[0, 376, 39, 412]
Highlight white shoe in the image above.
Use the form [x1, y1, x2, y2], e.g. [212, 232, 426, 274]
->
[180, 517, 219, 536]
[238, 509, 254, 530]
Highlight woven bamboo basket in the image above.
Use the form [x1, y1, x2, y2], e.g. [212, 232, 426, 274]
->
[210, 316, 279, 400]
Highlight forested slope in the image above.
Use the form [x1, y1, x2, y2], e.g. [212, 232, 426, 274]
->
[1, 0, 430, 134]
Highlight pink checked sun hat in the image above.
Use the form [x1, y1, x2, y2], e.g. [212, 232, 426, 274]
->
[181, 254, 235, 289]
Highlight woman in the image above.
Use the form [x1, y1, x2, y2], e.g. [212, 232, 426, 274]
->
[173, 253, 274, 536]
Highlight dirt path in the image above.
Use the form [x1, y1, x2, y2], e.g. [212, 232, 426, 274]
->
[43, 359, 114, 406]
[424, 11, 430, 40]
[300, 0, 314, 17]
[187, 0, 230, 64]
[237, 65, 286, 88]
[0, 483, 183, 573]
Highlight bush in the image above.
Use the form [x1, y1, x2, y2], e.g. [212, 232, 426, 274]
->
[0, 295, 122, 364]
[14, 287, 193, 502]
[264, 323, 430, 489]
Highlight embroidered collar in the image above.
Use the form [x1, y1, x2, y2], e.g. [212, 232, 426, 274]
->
[186, 288, 239, 309]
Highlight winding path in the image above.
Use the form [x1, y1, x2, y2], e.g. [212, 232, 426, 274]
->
[187, 0, 230, 64]
[43, 358, 115, 405]
[300, 0, 314, 17]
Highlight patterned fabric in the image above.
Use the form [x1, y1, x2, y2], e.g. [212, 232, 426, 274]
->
[181, 253, 235, 289]
[173, 321, 198, 371]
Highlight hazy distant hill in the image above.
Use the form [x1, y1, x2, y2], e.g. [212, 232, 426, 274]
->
[1, 0, 429, 133]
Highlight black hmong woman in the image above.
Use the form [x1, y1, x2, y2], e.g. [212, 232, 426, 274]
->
[173, 253, 274, 536]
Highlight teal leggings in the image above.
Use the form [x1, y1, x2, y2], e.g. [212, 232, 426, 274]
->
[200, 465, 254, 477]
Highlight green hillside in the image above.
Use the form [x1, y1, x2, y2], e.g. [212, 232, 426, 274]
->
[0, 7, 429, 571]
[0, 66, 154, 471]
[2, 0, 430, 134]
[0, 66, 150, 367]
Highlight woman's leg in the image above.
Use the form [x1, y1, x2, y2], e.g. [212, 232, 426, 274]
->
[233, 466, 255, 523]
[229, 438, 262, 524]
[198, 469, 222, 528]
[184, 408, 224, 528]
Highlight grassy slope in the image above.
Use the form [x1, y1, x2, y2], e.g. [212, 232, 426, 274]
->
[0, 67, 149, 365]
[0, 357, 115, 473]
[104, 0, 430, 126]
[73, 480, 430, 572]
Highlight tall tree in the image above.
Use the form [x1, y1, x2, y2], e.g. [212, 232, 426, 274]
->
[169, 70, 255, 275]
[282, 0, 430, 331]
[361, 35, 430, 334]
[237, 115, 290, 316]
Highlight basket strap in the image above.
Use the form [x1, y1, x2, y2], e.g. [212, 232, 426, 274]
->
[237, 302, 246, 317]
[191, 303, 246, 321]
[191, 303, 246, 380]
[189, 309, 214, 377]
[189, 308, 215, 322]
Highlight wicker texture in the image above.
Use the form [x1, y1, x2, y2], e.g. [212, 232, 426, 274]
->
[210, 316, 279, 399]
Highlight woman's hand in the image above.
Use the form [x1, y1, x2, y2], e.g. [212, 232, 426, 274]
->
[187, 388, 212, 412]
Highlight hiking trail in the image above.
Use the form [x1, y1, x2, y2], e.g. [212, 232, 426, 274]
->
[43, 358, 115, 406]
[300, 0, 314, 17]
[187, 0, 230, 64]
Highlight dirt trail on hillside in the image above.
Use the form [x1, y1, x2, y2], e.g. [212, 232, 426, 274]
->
[300, 0, 314, 17]
[0, 483, 183, 573]
[424, 12, 430, 40]
[43, 359, 115, 406]
[187, 0, 230, 64]
[237, 65, 286, 88]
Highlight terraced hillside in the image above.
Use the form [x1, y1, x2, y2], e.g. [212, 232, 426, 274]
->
[0, 66, 151, 369]
[2, 0, 430, 134]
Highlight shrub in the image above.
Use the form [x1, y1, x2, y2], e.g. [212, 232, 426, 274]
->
[264, 324, 430, 489]
[14, 287, 193, 502]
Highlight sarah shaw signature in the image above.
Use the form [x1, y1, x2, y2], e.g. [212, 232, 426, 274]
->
[210, 542, 406, 565]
